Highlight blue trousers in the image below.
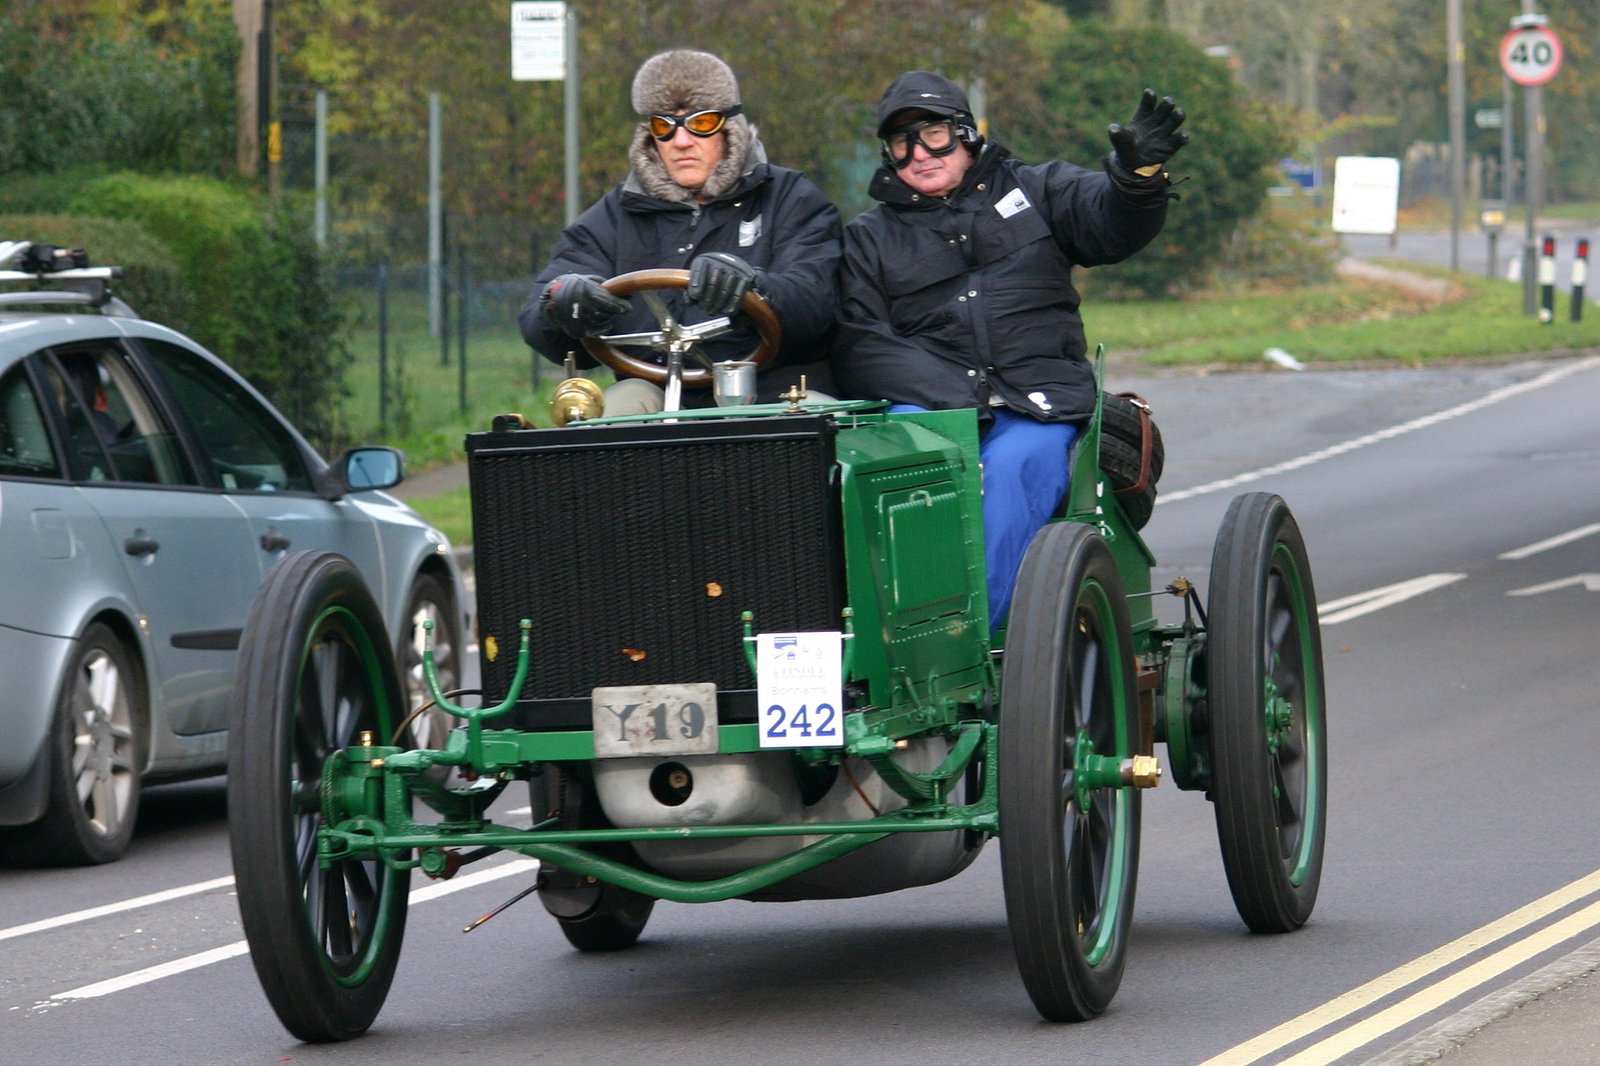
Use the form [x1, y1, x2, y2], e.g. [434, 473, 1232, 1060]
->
[890, 406, 1077, 629]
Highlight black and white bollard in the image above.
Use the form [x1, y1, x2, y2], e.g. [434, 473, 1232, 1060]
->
[1573, 238, 1589, 323]
[1538, 235, 1556, 324]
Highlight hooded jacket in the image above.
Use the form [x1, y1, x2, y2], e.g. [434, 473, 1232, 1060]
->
[518, 135, 842, 403]
[832, 143, 1169, 423]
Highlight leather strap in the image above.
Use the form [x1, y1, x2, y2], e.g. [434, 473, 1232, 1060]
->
[1112, 391, 1154, 498]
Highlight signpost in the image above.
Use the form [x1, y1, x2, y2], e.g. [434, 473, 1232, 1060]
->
[511, 1, 566, 81]
[511, 2, 579, 224]
[1501, 14, 1561, 316]
[1330, 157, 1401, 237]
[1499, 22, 1563, 87]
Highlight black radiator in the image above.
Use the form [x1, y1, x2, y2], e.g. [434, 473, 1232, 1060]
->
[467, 414, 846, 729]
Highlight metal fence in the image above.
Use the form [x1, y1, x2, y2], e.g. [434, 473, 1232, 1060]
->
[332, 224, 564, 439]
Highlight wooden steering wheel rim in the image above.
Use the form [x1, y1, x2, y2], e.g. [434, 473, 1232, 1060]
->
[579, 268, 781, 388]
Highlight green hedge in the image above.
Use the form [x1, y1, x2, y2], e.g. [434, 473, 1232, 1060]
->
[59, 174, 350, 448]
[0, 213, 193, 328]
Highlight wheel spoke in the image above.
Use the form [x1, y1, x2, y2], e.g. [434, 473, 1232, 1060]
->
[89, 772, 119, 835]
[639, 289, 673, 329]
[296, 651, 330, 768]
[343, 860, 380, 930]
[1086, 799, 1112, 895]
[332, 644, 369, 750]
[295, 812, 320, 882]
[594, 329, 670, 349]
[70, 735, 94, 789]
[87, 656, 120, 715]
[1074, 630, 1099, 735]
[1272, 757, 1301, 830]
[322, 868, 354, 959]
[1067, 809, 1092, 924]
[318, 641, 347, 746]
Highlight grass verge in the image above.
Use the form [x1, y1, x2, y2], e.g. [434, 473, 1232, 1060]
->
[1084, 266, 1600, 368]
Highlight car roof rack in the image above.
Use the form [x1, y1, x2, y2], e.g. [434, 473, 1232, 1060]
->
[0, 240, 137, 318]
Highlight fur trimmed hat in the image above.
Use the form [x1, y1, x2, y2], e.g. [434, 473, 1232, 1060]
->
[627, 50, 754, 204]
[631, 49, 741, 115]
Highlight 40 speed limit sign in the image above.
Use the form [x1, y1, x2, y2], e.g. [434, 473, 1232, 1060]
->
[1500, 25, 1563, 87]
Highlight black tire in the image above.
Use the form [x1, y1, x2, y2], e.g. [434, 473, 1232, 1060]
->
[1208, 493, 1327, 934]
[556, 884, 656, 952]
[3, 623, 145, 866]
[228, 551, 409, 1042]
[399, 571, 461, 750]
[1098, 434, 1158, 530]
[1100, 393, 1165, 486]
[999, 523, 1141, 1022]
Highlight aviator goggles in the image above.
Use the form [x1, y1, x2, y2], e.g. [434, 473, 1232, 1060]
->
[648, 105, 743, 141]
[881, 118, 962, 168]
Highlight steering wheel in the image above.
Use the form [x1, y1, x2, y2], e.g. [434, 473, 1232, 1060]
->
[580, 269, 781, 389]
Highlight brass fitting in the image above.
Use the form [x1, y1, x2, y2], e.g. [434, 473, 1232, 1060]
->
[780, 374, 809, 411]
[551, 377, 604, 426]
[1121, 755, 1162, 788]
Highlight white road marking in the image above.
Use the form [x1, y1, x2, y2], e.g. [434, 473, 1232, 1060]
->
[1158, 355, 1600, 506]
[0, 876, 236, 943]
[51, 942, 252, 1002]
[1317, 573, 1467, 626]
[1506, 573, 1600, 597]
[1499, 522, 1600, 560]
[38, 859, 539, 1007]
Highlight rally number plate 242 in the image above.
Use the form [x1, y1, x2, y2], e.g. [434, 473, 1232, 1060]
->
[591, 683, 719, 758]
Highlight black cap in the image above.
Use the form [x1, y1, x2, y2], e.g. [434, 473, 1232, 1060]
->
[874, 71, 972, 137]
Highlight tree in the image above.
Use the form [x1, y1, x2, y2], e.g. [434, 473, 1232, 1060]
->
[996, 18, 1290, 293]
[0, 0, 237, 179]
[270, 0, 1014, 274]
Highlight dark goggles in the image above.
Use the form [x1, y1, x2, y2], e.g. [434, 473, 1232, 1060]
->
[648, 105, 743, 141]
[882, 118, 962, 168]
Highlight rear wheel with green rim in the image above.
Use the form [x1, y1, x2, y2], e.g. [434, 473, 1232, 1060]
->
[1207, 493, 1327, 933]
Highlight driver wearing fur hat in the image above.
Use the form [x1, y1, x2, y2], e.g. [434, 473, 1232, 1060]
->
[519, 49, 841, 413]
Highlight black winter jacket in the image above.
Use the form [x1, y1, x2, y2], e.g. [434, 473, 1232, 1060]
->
[519, 158, 841, 403]
[833, 144, 1169, 423]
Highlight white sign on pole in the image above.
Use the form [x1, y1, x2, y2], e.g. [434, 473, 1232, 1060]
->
[1330, 156, 1401, 236]
[511, 1, 566, 82]
[1499, 25, 1562, 88]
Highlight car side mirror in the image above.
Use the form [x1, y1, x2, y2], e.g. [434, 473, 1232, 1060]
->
[341, 446, 405, 492]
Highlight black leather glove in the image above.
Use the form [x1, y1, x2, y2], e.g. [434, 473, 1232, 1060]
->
[542, 274, 630, 338]
[686, 252, 762, 316]
[1108, 89, 1189, 176]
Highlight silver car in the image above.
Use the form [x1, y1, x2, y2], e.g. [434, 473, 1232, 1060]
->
[0, 245, 470, 865]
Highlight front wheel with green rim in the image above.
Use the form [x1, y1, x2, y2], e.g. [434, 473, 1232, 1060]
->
[1207, 493, 1327, 934]
[227, 551, 410, 1042]
[999, 522, 1141, 1022]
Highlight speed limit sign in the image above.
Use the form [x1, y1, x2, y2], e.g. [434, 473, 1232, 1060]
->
[1500, 25, 1563, 87]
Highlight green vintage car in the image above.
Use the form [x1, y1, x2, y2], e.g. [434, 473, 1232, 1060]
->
[227, 272, 1327, 1041]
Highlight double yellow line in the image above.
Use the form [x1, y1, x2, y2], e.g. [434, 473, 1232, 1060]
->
[1202, 869, 1600, 1065]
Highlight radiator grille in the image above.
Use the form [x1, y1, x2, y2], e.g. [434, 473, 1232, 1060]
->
[468, 415, 844, 728]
